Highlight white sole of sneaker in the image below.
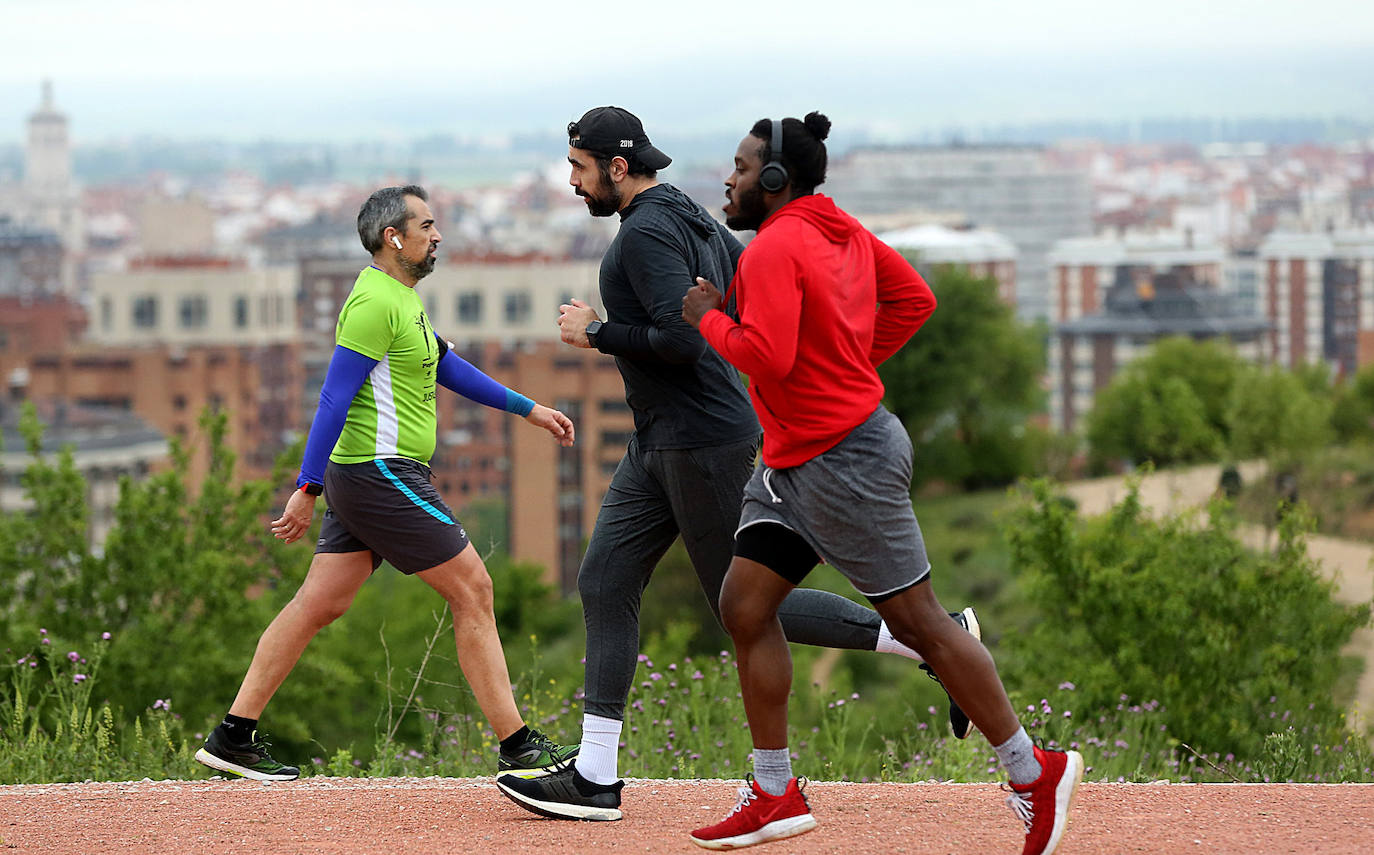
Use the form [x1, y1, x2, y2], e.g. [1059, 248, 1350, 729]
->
[494, 778, 622, 821]
[1045, 750, 1084, 855]
[690, 813, 818, 850]
[193, 748, 298, 782]
[960, 606, 982, 642]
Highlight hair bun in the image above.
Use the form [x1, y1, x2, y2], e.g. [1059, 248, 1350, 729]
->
[802, 112, 831, 142]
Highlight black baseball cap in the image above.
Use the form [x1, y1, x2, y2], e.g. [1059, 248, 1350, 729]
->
[568, 106, 672, 170]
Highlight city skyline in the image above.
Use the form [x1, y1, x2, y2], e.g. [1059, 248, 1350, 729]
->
[2, 0, 1372, 145]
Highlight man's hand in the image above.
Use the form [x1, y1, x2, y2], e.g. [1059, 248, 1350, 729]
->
[682, 277, 723, 328]
[271, 487, 317, 544]
[558, 298, 600, 348]
[526, 404, 575, 447]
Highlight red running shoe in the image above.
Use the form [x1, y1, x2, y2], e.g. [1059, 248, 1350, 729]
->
[1006, 746, 1084, 855]
[690, 776, 817, 850]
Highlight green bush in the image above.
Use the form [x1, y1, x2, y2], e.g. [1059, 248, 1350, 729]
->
[1002, 477, 1370, 758]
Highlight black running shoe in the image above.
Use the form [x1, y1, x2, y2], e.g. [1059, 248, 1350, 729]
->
[194, 727, 300, 781]
[496, 764, 624, 821]
[920, 607, 983, 740]
[497, 727, 579, 776]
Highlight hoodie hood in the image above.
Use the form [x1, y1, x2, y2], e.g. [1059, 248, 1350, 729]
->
[764, 193, 862, 243]
[621, 183, 719, 238]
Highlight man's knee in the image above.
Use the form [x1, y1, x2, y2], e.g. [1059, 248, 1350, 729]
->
[291, 591, 352, 628]
[449, 573, 494, 613]
[721, 593, 772, 641]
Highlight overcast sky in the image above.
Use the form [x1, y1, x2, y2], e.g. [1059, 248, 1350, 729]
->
[2, 0, 1371, 144]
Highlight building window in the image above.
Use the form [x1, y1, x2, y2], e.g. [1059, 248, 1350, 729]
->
[234, 296, 249, 328]
[457, 292, 483, 324]
[132, 296, 158, 329]
[179, 295, 208, 329]
[100, 297, 113, 331]
[504, 291, 532, 324]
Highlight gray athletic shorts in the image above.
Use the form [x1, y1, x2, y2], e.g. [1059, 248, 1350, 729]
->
[737, 406, 931, 600]
[318, 457, 470, 575]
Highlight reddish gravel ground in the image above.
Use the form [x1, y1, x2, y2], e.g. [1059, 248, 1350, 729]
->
[2, 777, 1372, 854]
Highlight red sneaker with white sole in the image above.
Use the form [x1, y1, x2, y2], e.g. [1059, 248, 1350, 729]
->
[1006, 746, 1084, 855]
[690, 776, 817, 850]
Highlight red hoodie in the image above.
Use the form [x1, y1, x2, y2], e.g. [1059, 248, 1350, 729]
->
[699, 194, 935, 468]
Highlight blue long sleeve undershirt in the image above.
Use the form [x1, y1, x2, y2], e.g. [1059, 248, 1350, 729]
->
[296, 338, 535, 488]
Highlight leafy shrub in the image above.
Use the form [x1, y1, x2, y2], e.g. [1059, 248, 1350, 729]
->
[1002, 477, 1370, 758]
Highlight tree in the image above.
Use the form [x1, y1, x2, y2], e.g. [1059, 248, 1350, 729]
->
[1331, 363, 1374, 444]
[1085, 337, 1243, 468]
[1, 406, 318, 737]
[1226, 363, 1333, 465]
[879, 265, 1045, 489]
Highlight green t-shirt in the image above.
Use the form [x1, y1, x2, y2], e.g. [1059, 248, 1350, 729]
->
[330, 266, 439, 465]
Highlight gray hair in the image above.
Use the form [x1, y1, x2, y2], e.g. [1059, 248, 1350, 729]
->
[357, 185, 428, 254]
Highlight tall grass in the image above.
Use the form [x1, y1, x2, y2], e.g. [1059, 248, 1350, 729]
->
[4, 624, 1370, 785]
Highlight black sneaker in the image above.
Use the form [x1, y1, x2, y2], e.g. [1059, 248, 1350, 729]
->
[497, 727, 579, 776]
[194, 727, 300, 781]
[496, 763, 624, 821]
[920, 607, 983, 740]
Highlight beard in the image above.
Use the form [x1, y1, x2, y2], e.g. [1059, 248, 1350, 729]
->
[576, 161, 623, 217]
[725, 182, 768, 231]
[399, 246, 438, 281]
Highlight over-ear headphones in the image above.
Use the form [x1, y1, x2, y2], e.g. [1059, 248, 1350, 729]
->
[759, 117, 788, 194]
[391, 236, 403, 250]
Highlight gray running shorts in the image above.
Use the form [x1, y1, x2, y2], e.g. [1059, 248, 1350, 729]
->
[737, 406, 931, 600]
[318, 457, 470, 575]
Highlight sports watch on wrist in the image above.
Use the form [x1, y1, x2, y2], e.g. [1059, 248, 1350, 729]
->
[300, 482, 323, 496]
[585, 319, 604, 349]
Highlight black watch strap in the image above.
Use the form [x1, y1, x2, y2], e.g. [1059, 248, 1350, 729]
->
[300, 482, 323, 496]
[585, 319, 603, 349]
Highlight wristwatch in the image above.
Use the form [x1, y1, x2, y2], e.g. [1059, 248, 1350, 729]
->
[585, 319, 604, 349]
[300, 482, 323, 496]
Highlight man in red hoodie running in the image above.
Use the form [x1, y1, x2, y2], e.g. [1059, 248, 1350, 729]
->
[681, 113, 1082, 855]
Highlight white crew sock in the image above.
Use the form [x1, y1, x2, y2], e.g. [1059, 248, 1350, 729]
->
[576, 713, 623, 785]
[994, 727, 1043, 787]
[875, 620, 924, 662]
[752, 747, 793, 796]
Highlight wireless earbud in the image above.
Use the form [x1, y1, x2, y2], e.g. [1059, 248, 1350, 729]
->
[391, 236, 403, 250]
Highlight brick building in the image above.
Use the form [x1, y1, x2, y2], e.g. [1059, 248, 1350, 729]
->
[1259, 230, 1374, 378]
[1047, 233, 1268, 432]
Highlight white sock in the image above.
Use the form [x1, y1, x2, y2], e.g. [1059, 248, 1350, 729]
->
[577, 713, 622, 785]
[752, 747, 793, 796]
[994, 727, 1042, 787]
[875, 620, 924, 662]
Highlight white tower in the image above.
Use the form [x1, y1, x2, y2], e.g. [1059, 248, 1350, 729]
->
[21, 80, 84, 290]
[25, 80, 72, 195]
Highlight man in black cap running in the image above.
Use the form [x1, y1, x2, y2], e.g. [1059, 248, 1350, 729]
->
[495, 107, 979, 822]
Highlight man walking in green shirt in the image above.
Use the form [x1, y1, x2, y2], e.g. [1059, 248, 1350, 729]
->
[196, 185, 578, 781]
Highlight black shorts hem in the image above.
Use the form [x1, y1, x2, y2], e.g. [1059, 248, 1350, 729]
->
[734, 521, 818, 586]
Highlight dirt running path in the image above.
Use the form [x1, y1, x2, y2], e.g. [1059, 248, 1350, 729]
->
[2, 777, 1372, 855]
[1061, 463, 1374, 725]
